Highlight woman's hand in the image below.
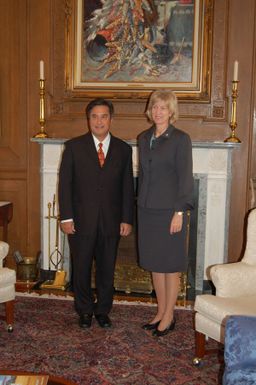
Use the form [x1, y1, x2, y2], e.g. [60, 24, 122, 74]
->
[170, 212, 183, 234]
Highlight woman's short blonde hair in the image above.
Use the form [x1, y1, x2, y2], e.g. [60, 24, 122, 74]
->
[146, 90, 179, 124]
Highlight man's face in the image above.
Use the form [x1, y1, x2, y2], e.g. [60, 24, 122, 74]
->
[89, 105, 112, 141]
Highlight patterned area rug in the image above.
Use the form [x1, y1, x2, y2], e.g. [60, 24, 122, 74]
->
[0, 296, 223, 385]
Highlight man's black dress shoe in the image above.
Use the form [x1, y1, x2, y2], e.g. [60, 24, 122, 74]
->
[95, 314, 112, 328]
[152, 317, 176, 337]
[142, 321, 160, 330]
[79, 314, 93, 329]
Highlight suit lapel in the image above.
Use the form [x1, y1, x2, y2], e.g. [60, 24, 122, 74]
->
[159, 125, 175, 142]
[84, 133, 101, 167]
[104, 134, 117, 168]
[144, 125, 175, 146]
[141, 127, 154, 160]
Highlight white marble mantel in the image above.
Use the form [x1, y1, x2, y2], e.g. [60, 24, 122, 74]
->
[31, 137, 240, 292]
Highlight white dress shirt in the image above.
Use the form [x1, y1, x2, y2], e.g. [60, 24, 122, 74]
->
[92, 132, 111, 156]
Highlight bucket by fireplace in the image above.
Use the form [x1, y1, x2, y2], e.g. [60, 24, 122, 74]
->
[17, 257, 39, 281]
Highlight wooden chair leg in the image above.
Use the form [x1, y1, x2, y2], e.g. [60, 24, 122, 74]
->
[5, 300, 14, 331]
[193, 330, 206, 366]
[193, 329, 224, 366]
[195, 330, 206, 358]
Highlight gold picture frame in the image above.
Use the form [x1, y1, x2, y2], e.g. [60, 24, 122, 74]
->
[65, 0, 213, 100]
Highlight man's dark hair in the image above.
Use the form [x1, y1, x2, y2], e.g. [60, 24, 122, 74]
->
[86, 98, 114, 118]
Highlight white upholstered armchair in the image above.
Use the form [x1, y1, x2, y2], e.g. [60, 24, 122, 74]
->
[194, 207, 256, 364]
[0, 241, 16, 332]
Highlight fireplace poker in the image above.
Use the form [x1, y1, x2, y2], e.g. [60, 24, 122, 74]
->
[49, 214, 63, 270]
[47, 202, 52, 270]
[61, 232, 66, 271]
[52, 193, 56, 217]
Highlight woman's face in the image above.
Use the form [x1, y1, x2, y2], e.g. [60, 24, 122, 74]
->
[151, 100, 172, 127]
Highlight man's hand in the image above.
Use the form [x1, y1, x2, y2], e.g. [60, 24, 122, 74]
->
[120, 223, 132, 237]
[170, 213, 183, 234]
[60, 221, 76, 234]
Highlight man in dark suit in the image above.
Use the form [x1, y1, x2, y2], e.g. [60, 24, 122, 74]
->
[58, 98, 134, 329]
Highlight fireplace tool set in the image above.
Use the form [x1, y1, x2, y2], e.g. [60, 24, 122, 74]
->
[40, 195, 67, 290]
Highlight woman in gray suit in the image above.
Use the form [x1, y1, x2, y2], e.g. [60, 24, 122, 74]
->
[138, 90, 194, 336]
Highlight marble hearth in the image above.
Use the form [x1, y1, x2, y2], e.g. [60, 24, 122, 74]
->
[32, 138, 239, 295]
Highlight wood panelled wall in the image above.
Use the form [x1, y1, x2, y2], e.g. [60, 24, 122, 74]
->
[0, 0, 255, 262]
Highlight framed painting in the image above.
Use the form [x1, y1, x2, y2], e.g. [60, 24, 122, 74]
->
[65, 0, 213, 100]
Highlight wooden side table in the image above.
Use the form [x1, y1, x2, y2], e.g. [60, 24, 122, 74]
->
[0, 201, 13, 242]
[0, 370, 77, 385]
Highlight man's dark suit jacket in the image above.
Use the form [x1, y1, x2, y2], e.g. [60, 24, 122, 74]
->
[137, 124, 194, 212]
[58, 132, 134, 236]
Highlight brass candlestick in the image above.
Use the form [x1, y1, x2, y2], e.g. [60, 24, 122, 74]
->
[224, 81, 241, 143]
[33, 79, 49, 138]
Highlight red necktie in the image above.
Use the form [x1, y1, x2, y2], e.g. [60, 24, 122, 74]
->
[98, 143, 105, 167]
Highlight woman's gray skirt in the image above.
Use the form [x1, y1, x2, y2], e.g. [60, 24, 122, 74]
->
[137, 206, 188, 273]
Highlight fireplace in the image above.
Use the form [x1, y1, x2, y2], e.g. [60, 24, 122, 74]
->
[32, 138, 239, 297]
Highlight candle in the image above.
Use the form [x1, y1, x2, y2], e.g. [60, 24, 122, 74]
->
[233, 60, 239, 81]
[40, 60, 45, 79]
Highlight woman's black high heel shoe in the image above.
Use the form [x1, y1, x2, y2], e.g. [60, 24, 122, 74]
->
[152, 317, 176, 336]
[142, 320, 160, 330]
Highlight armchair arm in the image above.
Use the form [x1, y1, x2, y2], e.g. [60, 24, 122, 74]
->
[210, 262, 256, 297]
[0, 241, 9, 267]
